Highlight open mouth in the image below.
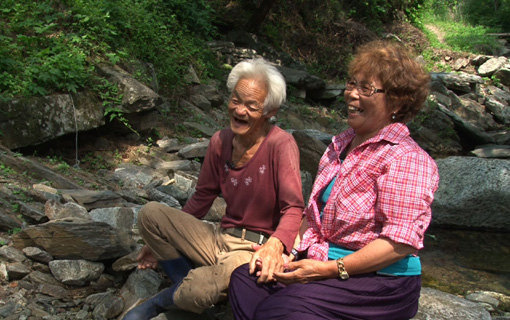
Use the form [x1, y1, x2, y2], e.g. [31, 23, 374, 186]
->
[232, 116, 248, 126]
[347, 105, 363, 114]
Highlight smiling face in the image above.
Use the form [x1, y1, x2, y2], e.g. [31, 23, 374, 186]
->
[228, 77, 273, 142]
[345, 74, 397, 143]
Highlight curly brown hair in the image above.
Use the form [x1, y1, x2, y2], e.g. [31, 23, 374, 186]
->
[348, 40, 430, 123]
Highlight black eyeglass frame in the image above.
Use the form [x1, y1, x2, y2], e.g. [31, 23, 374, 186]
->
[345, 80, 385, 97]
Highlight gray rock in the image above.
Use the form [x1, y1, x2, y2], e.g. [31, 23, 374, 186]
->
[292, 130, 327, 178]
[494, 63, 510, 86]
[5, 262, 31, 280]
[44, 199, 90, 221]
[113, 163, 161, 189]
[59, 189, 128, 211]
[471, 144, 510, 158]
[12, 219, 135, 260]
[465, 291, 500, 308]
[49, 259, 104, 286]
[203, 197, 227, 222]
[152, 160, 195, 172]
[432, 156, 510, 230]
[24, 270, 61, 286]
[86, 291, 124, 319]
[0, 91, 104, 149]
[18, 201, 48, 223]
[412, 287, 491, 320]
[118, 269, 163, 318]
[23, 247, 53, 264]
[183, 121, 218, 138]
[189, 94, 212, 112]
[437, 104, 495, 146]
[431, 72, 483, 94]
[0, 211, 22, 231]
[478, 56, 507, 77]
[96, 64, 162, 113]
[146, 189, 182, 209]
[178, 140, 210, 159]
[37, 283, 70, 299]
[88, 207, 135, 232]
[0, 245, 26, 262]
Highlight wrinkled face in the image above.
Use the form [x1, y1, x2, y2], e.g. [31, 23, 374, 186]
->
[344, 74, 395, 141]
[228, 78, 271, 139]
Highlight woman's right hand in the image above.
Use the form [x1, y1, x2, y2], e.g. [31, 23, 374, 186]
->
[137, 245, 158, 270]
[274, 259, 337, 284]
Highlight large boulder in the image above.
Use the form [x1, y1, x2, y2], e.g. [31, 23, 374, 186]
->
[0, 92, 104, 149]
[432, 156, 510, 231]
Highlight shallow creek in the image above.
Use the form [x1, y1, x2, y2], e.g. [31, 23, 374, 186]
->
[420, 227, 510, 296]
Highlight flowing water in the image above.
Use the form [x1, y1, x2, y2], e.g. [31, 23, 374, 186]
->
[420, 227, 510, 296]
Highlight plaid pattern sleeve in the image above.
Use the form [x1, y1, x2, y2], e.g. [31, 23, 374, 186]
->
[376, 151, 439, 249]
[296, 123, 439, 261]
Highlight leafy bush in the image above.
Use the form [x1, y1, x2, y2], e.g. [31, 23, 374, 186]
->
[0, 0, 219, 99]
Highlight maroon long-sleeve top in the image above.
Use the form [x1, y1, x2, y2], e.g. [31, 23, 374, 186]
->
[183, 126, 304, 252]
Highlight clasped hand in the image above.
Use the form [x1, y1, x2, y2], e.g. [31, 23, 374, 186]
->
[274, 259, 327, 284]
[249, 237, 286, 283]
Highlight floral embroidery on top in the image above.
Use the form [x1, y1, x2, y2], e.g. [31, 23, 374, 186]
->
[230, 177, 238, 186]
[259, 165, 266, 175]
[244, 177, 252, 186]
[224, 163, 230, 173]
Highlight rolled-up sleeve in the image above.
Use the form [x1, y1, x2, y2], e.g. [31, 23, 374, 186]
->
[376, 152, 439, 250]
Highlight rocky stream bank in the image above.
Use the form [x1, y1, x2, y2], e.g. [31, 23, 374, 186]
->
[0, 38, 509, 319]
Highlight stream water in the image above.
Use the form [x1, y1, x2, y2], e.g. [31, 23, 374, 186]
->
[420, 226, 510, 296]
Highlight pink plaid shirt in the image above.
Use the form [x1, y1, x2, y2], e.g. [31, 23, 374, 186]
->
[297, 123, 439, 261]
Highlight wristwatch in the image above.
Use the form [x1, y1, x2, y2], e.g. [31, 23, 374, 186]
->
[336, 258, 349, 280]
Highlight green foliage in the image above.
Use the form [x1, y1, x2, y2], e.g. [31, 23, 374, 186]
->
[342, 0, 425, 25]
[1, 0, 219, 99]
[461, 0, 510, 32]
[8, 227, 22, 235]
[418, 0, 504, 57]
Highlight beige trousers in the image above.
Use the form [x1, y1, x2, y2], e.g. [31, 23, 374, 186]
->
[137, 201, 255, 313]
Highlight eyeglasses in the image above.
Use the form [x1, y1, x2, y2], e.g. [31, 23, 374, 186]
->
[228, 97, 264, 113]
[345, 79, 385, 97]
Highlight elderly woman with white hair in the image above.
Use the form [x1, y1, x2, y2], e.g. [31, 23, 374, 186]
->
[123, 58, 304, 320]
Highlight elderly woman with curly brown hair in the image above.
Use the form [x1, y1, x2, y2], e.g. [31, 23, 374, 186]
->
[228, 40, 440, 320]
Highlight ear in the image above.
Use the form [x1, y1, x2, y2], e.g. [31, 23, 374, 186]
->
[264, 108, 278, 119]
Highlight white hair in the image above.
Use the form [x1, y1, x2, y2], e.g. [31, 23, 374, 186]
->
[226, 58, 286, 115]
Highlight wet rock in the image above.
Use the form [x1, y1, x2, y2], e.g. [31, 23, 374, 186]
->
[49, 259, 104, 286]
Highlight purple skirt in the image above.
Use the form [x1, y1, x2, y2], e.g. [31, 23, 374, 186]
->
[229, 264, 420, 320]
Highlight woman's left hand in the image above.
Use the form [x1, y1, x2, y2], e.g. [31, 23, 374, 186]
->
[273, 259, 335, 284]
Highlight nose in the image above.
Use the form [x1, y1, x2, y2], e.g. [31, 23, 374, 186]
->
[233, 104, 248, 116]
[344, 87, 359, 99]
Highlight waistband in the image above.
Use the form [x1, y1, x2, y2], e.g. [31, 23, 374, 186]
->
[223, 227, 269, 245]
[328, 243, 421, 276]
